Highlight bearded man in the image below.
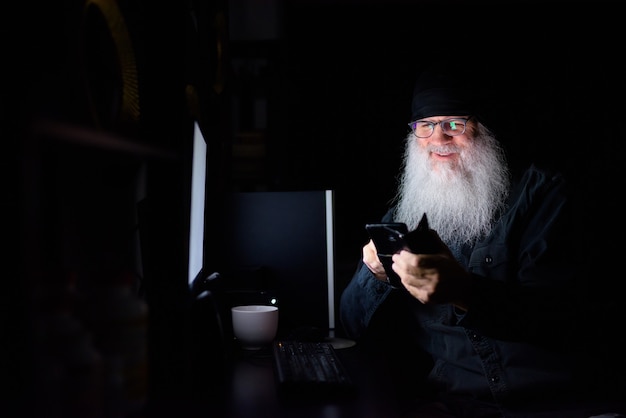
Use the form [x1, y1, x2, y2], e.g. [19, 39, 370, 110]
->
[339, 66, 625, 417]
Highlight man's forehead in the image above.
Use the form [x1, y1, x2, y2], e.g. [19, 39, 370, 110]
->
[417, 116, 470, 122]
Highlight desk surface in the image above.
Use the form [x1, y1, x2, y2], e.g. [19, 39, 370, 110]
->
[144, 333, 626, 418]
[145, 336, 416, 418]
[218, 340, 405, 418]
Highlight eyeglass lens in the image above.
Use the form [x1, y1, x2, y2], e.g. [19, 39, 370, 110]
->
[411, 119, 468, 138]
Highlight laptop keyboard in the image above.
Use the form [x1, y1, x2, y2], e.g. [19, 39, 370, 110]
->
[272, 340, 354, 396]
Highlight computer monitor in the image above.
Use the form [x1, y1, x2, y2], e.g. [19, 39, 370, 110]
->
[183, 121, 338, 339]
[216, 190, 336, 335]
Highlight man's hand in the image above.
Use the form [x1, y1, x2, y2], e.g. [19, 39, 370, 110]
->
[392, 250, 472, 309]
[362, 240, 388, 281]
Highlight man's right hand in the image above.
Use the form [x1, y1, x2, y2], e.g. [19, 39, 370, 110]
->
[362, 240, 388, 281]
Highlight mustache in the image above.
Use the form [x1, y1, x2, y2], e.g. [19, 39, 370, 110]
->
[427, 145, 461, 154]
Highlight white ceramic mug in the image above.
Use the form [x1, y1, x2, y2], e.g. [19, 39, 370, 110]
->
[231, 305, 279, 350]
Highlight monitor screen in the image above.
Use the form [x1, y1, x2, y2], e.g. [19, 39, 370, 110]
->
[188, 121, 207, 285]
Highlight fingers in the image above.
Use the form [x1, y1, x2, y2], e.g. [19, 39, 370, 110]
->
[363, 240, 388, 281]
[394, 251, 470, 306]
[392, 250, 440, 303]
[405, 275, 437, 303]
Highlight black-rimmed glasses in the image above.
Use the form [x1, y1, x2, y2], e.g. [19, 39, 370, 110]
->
[408, 117, 472, 138]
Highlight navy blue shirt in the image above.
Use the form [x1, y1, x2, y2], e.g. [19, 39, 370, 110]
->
[339, 164, 594, 411]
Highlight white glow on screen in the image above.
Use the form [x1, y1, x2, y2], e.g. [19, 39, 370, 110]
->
[188, 122, 207, 285]
[325, 189, 335, 330]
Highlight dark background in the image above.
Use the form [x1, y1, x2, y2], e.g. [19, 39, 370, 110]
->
[10, 1, 625, 270]
[227, 2, 626, 284]
[7, 0, 626, 415]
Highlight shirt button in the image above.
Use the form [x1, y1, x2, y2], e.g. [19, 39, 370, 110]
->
[484, 256, 493, 264]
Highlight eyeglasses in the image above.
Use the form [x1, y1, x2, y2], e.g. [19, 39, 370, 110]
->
[407, 117, 472, 138]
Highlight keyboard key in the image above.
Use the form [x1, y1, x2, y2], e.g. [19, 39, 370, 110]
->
[272, 340, 355, 398]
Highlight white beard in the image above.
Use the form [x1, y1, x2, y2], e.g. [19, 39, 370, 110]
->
[393, 124, 510, 247]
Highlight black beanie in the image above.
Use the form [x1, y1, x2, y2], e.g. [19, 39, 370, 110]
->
[411, 64, 483, 122]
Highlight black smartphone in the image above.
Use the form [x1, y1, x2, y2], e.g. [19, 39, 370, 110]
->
[365, 222, 409, 288]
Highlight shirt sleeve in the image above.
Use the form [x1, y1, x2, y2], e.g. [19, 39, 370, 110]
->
[339, 208, 397, 339]
[339, 262, 394, 339]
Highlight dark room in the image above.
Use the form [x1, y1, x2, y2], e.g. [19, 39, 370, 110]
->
[7, 1, 626, 417]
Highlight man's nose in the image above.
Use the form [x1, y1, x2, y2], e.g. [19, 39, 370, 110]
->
[428, 126, 453, 143]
